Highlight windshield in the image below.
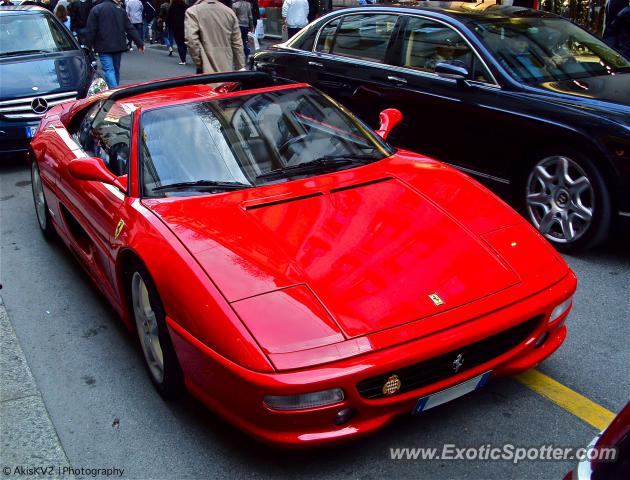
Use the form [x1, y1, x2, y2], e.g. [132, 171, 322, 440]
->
[0, 14, 76, 55]
[140, 87, 393, 197]
[471, 17, 630, 84]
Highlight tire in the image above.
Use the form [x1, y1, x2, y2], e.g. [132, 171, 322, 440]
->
[127, 261, 183, 398]
[521, 146, 611, 254]
[30, 159, 56, 240]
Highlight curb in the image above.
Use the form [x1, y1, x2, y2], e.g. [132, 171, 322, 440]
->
[0, 296, 73, 479]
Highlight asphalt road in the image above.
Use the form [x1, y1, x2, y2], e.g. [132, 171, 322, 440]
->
[1, 46, 629, 480]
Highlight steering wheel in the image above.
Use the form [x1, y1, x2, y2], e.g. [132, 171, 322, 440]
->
[277, 134, 309, 160]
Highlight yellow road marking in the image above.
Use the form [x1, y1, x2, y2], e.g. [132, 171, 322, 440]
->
[515, 369, 615, 431]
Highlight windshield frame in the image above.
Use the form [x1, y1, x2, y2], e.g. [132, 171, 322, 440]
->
[468, 15, 630, 85]
[137, 87, 396, 199]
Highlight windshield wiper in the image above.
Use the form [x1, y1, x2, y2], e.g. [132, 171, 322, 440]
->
[152, 180, 252, 193]
[256, 154, 378, 181]
[0, 50, 54, 57]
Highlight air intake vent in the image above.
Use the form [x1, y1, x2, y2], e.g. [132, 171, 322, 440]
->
[330, 177, 393, 194]
[244, 192, 324, 210]
[356, 315, 542, 399]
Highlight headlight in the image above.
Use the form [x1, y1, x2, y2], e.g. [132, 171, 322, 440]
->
[263, 388, 344, 411]
[87, 76, 108, 97]
[549, 296, 573, 323]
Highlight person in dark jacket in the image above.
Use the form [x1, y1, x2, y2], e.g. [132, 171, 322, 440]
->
[246, 0, 258, 27]
[69, 0, 93, 44]
[606, 4, 630, 58]
[141, 0, 156, 41]
[604, 0, 628, 40]
[166, 0, 187, 64]
[84, 0, 144, 87]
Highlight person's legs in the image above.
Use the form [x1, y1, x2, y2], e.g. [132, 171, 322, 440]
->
[287, 27, 301, 39]
[112, 52, 122, 86]
[99, 53, 117, 88]
[175, 36, 187, 63]
[165, 28, 173, 54]
[240, 26, 250, 58]
[134, 23, 143, 44]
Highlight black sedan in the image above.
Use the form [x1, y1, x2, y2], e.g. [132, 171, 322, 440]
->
[251, 2, 630, 253]
[0, 6, 107, 156]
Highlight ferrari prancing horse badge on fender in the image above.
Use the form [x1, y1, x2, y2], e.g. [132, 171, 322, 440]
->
[115, 219, 125, 239]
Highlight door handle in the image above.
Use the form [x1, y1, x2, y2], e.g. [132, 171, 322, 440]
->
[308, 61, 324, 68]
[387, 75, 407, 84]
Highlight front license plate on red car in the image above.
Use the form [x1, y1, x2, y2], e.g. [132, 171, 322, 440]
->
[412, 371, 492, 415]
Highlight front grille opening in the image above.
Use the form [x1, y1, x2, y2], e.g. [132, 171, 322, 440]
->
[356, 315, 542, 399]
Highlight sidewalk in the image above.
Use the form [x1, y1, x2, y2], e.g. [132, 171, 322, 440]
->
[0, 296, 72, 479]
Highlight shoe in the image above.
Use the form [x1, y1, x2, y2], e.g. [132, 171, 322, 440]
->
[129, 46, 133, 51]
[178, 61, 186, 65]
[168, 48, 173, 57]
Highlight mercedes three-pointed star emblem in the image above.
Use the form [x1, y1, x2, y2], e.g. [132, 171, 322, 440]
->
[31, 97, 48, 115]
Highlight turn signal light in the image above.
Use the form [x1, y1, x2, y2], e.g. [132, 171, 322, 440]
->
[549, 296, 573, 323]
[264, 388, 344, 411]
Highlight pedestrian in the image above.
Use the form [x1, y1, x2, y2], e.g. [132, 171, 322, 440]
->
[605, 2, 630, 58]
[232, 0, 253, 58]
[604, 0, 628, 39]
[126, 0, 143, 50]
[55, 4, 71, 29]
[281, 0, 308, 40]
[54, 0, 68, 12]
[84, 0, 144, 88]
[158, 0, 173, 55]
[246, 0, 259, 27]
[69, 0, 92, 44]
[166, 0, 188, 64]
[141, 0, 156, 42]
[184, 0, 244, 74]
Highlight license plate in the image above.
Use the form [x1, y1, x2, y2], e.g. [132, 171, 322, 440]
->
[25, 126, 38, 138]
[412, 371, 492, 415]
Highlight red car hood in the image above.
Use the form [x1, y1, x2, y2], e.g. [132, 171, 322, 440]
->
[145, 169, 525, 344]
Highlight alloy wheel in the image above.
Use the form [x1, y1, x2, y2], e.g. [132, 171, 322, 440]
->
[31, 162, 47, 231]
[132, 272, 165, 383]
[526, 155, 594, 244]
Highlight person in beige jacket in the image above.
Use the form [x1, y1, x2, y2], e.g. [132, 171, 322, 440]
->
[184, 0, 245, 74]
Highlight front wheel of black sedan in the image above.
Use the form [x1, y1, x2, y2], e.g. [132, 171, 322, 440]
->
[31, 160, 56, 240]
[523, 148, 611, 253]
[128, 262, 183, 398]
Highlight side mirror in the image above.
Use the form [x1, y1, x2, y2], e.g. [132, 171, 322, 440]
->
[435, 62, 470, 86]
[68, 157, 125, 191]
[375, 108, 403, 141]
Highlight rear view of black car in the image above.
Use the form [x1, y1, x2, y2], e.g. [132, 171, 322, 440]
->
[0, 6, 107, 156]
[252, 2, 630, 253]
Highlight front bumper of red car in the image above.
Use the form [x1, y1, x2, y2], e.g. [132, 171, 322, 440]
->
[168, 272, 576, 448]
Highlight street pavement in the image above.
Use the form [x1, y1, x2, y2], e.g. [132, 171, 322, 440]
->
[1, 45, 629, 479]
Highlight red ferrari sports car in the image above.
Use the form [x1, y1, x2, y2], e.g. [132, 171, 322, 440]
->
[30, 72, 576, 447]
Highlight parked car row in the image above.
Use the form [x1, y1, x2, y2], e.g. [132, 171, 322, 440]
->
[251, 2, 630, 253]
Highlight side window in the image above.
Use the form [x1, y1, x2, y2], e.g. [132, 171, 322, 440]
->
[75, 101, 132, 178]
[329, 14, 399, 63]
[90, 103, 132, 178]
[74, 102, 101, 154]
[401, 17, 492, 83]
[315, 18, 340, 54]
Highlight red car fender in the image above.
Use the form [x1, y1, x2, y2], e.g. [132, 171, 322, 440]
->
[114, 198, 274, 373]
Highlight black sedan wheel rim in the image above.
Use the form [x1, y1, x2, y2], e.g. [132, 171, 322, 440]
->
[526, 155, 594, 244]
